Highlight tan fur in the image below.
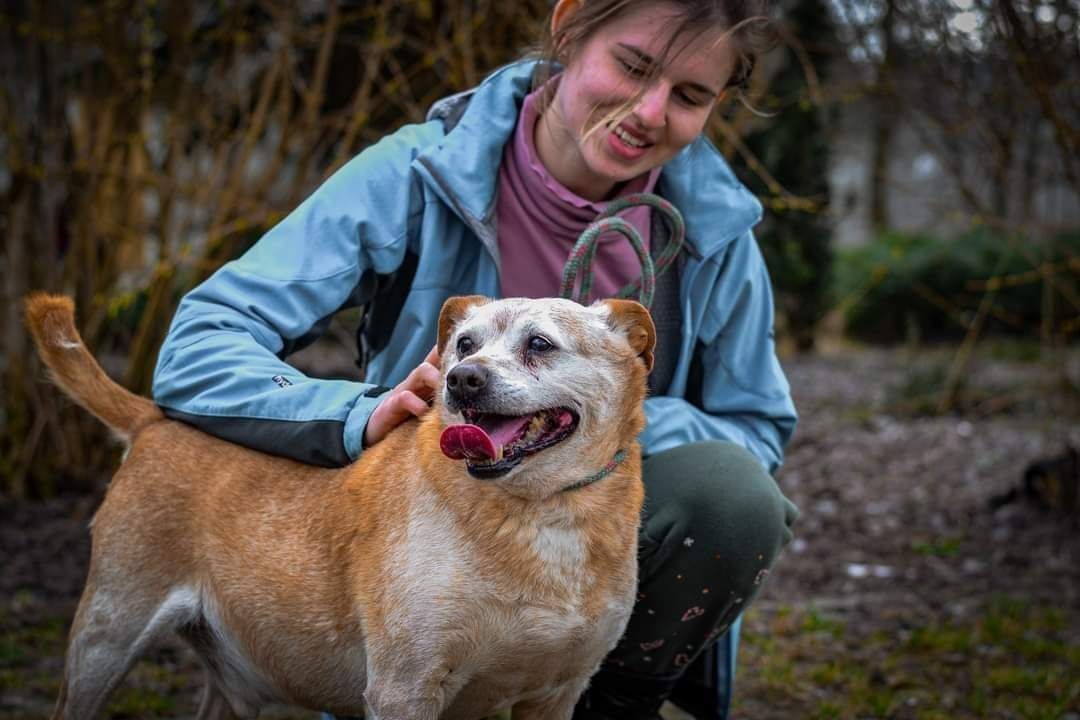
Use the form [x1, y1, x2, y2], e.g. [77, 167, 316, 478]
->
[26, 293, 654, 720]
[437, 295, 489, 354]
[24, 293, 163, 438]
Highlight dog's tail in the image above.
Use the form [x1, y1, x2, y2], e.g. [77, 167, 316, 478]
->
[25, 293, 163, 441]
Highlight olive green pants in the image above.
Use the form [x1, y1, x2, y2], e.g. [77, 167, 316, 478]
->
[602, 439, 799, 676]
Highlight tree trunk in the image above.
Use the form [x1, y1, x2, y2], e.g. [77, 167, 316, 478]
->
[870, 0, 897, 232]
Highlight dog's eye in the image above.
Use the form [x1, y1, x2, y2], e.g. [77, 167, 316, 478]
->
[456, 336, 475, 356]
[527, 336, 555, 353]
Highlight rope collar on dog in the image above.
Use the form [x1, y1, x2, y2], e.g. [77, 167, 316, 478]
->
[562, 449, 628, 493]
[558, 193, 686, 310]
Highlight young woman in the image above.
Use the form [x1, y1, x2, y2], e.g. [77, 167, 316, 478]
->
[152, 1, 799, 717]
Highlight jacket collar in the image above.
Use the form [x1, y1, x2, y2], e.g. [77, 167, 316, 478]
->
[416, 59, 763, 259]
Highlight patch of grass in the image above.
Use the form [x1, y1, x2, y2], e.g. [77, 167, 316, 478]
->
[0, 637, 27, 667]
[841, 405, 879, 427]
[808, 660, 847, 686]
[906, 624, 975, 654]
[0, 615, 66, 719]
[0, 617, 66, 668]
[759, 645, 798, 694]
[801, 607, 845, 638]
[107, 685, 178, 717]
[810, 701, 843, 719]
[911, 537, 962, 557]
[965, 688, 992, 717]
[0, 614, 210, 720]
[734, 597, 1080, 719]
[863, 688, 898, 717]
[0, 668, 24, 690]
[886, 361, 953, 416]
[981, 339, 1043, 364]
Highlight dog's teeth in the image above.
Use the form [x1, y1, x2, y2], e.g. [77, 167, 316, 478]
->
[521, 414, 549, 444]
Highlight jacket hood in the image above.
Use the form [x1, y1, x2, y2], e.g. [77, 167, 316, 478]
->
[416, 59, 763, 258]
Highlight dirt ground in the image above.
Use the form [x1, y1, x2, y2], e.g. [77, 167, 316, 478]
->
[2, 345, 1078, 719]
[733, 346, 1079, 719]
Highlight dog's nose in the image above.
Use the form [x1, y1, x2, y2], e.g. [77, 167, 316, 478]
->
[447, 363, 489, 402]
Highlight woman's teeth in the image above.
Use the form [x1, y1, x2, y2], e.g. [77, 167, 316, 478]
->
[613, 126, 647, 148]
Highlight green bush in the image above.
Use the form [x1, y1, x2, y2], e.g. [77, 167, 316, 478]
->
[836, 229, 1080, 343]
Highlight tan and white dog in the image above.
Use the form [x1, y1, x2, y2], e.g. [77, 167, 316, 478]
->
[26, 293, 655, 720]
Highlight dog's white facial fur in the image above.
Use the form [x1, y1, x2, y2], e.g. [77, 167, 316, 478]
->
[437, 298, 648, 498]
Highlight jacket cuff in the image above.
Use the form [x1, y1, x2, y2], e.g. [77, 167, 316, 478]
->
[343, 388, 391, 461]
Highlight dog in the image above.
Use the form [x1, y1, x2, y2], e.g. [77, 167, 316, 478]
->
[26, 292, 655, 720]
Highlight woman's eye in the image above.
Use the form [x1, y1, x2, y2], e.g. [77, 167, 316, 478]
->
[457, 336, 475, 356]
[677, 90, 707, 107]
[619, 58, 646, 77]
[528, 336, 555, 353]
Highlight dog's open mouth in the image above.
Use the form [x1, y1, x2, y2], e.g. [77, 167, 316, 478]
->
[440, 408, 579, 479]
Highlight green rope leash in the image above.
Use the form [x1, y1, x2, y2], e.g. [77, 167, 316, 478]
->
[558, 193, 686, 309]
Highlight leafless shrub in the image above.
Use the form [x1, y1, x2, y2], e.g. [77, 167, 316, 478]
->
[0, 0, 551, 496]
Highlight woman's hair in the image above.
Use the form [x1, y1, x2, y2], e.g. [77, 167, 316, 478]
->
[532, 0, 774, 117]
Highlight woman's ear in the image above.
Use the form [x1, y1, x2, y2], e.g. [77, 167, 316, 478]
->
[551, 0, 582, 38]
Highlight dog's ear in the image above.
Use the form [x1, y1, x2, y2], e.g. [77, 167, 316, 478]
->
[601, 299, 656, 372]
[437, 296, 489, 354]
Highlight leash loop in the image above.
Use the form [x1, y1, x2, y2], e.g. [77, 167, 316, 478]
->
[558, 193, 686, 309]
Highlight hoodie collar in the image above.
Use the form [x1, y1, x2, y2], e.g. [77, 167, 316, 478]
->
[416, 59, 763, 259]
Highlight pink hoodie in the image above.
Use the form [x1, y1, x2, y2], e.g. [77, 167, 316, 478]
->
[496, 86, 661, 303]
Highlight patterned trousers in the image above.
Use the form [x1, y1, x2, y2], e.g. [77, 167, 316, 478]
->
[602, 439, 798, 677]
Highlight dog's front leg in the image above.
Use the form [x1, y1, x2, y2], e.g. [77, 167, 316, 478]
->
[364, 657, 458, 720]
[363, 682, 442, 720]
[363, 698, 439, 720]
[511, 680, 588, 720]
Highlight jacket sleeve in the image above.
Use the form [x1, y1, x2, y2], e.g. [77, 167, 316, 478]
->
[151, 122, 439, 467]
[640, 232, 797, 474]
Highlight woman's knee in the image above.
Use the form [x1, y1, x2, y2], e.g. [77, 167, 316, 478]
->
[642, 441, 798, 575]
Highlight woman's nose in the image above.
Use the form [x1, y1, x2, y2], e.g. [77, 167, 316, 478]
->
[634, 82, 669, 129]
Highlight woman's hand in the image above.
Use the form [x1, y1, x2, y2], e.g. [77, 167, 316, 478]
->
[363, 345, 441, 448]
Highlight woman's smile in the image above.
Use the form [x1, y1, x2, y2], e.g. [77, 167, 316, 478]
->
[535, 2, 735, 201]
[609, 121, 653, 158]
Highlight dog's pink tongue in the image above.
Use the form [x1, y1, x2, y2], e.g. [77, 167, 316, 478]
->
[440, 424, 496, 460]
[440, 415, 531, 461]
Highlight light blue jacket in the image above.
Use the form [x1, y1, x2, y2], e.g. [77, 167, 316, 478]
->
[152, 60, 797, 471]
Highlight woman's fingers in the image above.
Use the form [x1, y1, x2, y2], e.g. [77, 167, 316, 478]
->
[405, 361, 440, 401]
[395, 390, 430, 418]
[365, 391, 421, 448]
[406, 345, 441, 401]
[424, 344, 440, 366]
[363, 346, 444, 448]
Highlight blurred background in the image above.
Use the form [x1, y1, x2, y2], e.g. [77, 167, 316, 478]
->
[1, 1, 1078, 718]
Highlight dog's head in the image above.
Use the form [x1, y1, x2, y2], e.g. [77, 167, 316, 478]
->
[435, 296, 654, 493]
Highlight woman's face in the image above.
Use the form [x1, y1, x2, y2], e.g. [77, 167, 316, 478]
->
[537, 2, 736, 201]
